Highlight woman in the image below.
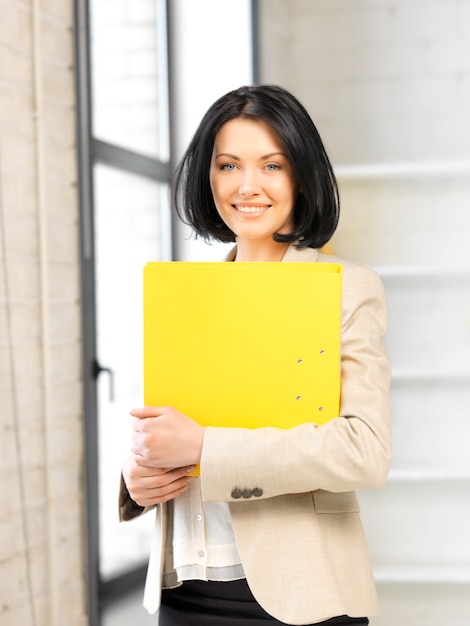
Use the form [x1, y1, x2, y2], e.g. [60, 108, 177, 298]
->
[120, 85, 391, 625]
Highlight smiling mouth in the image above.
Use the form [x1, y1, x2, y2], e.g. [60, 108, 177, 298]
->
[234, 205, 269, 215]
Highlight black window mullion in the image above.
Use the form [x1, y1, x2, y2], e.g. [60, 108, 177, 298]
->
[92, 139, 170, 182]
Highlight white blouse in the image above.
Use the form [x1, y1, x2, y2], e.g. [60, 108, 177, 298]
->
[162, 478, 245, 588]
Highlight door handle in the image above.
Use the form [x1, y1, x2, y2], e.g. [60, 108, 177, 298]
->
[92, 358, 115, 402]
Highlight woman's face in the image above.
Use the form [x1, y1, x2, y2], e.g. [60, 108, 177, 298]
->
[209, 117, 299, 246]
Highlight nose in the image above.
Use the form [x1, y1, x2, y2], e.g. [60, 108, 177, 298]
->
[238, 168, 260, 195]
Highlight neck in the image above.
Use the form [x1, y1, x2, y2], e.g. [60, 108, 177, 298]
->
[234, 238, 290, 262]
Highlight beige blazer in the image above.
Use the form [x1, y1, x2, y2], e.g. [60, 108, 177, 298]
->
[120, 245, 391, 624]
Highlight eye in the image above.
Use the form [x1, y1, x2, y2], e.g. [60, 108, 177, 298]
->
[265, 163, 280, 171]
[220, 163, 236, 171]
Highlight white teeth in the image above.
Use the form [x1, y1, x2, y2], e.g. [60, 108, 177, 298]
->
[236, 206, 266, 213]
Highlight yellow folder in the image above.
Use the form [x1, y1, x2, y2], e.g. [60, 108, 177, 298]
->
[143, 262, 342, 432]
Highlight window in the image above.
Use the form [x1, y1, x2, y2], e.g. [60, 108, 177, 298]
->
[75, 0, 171, 621]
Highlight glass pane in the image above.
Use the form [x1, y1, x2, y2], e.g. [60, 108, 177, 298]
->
[90, 0, 169, 160]
[94, 164, 169, 579]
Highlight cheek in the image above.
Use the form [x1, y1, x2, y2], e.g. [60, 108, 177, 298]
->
[210, 175, 232, 206]
[209, 171, 216, 198]
[209, 170, 220, 195]
[209, 180, 227, 219]
[273, 179, 297, 210]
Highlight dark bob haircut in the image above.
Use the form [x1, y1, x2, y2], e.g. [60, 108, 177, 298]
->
[173, 84, 340, 249]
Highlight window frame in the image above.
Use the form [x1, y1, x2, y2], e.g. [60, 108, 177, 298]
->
[74, 1, 172, 622]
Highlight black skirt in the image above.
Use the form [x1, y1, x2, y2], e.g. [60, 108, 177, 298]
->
[159, 579, 369, 626]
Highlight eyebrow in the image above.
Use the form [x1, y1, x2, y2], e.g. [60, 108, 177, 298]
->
[214, 152, 288, 161]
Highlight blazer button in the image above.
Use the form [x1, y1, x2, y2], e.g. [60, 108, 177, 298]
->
[252, 487, 263, 497]
[231, 488, 242, 499]
[242, 489, 253, 499]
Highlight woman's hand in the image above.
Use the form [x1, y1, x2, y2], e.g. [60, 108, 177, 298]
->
[122, 455, 196, 506]
[130, 405, 205, 469]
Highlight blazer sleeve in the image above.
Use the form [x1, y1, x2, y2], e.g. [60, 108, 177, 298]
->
[119, 474, 154, 522]
[200, 261, 392, 503]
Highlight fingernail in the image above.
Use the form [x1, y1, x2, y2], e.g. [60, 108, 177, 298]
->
[187, 466, 196, 474]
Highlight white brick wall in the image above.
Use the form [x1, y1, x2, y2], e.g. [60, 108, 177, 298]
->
[0, 0, 87, 624]
[260, 0, 470, 163]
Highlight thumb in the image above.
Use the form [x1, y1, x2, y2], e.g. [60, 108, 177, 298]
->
[129, 406, 166, 419]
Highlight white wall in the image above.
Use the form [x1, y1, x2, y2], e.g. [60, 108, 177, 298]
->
[258, 1, 470, 625]
[259, 0, 470, 165]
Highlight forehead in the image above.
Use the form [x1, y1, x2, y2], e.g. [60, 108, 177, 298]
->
[213, 117, 285, 154]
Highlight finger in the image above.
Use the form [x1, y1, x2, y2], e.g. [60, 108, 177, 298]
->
[137, 482, 191, 506]
[148, 473, 195, 494]
[163, 465, 197, 479]
[130, 406, 168, 419]
[132, 475, 196, 506]
[130, 464, 170, 478]
[152, 479, 195, 504]
[136, 465, 196, 479]
[130, 417, 152, 436]
[130, 436, 159, 461]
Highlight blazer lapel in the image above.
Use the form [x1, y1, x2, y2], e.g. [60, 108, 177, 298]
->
[281, 244, 319, 263]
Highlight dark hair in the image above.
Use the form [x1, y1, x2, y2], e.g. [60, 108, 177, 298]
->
[173, 84, 339, 249]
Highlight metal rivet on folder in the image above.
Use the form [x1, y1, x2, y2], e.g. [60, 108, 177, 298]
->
[296, 395, 302, 400]
[318, 406, 324, 411]
[319, 349, 325, 355]
[297, 358, 303, 364]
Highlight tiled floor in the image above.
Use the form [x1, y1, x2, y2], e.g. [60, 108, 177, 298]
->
[101, 588, 157, 626]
